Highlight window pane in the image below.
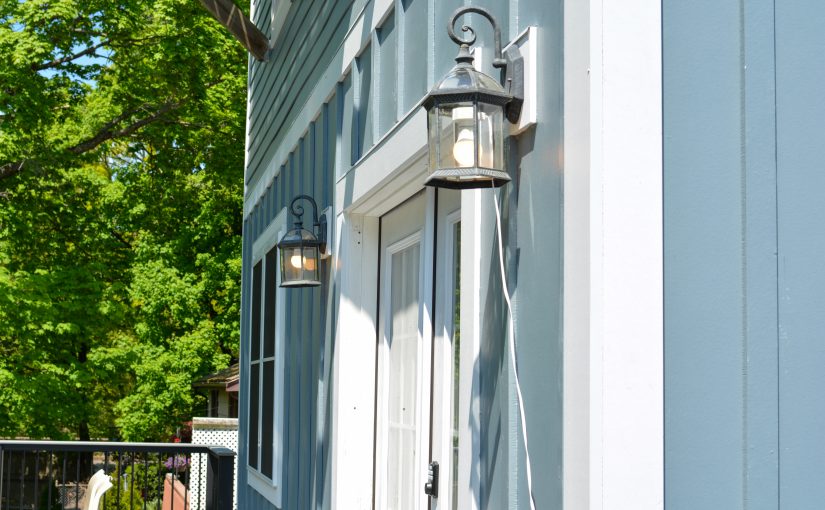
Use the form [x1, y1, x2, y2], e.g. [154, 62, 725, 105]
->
[251, 261, 263, 361]
[264, 248, 278, 358]
[261, 360, 275, 478]
[386, 242, 420, 510]
[248, 363, 260, 470]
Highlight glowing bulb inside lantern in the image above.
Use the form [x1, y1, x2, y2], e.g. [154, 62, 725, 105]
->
[453, 128, 475, 167]
[290, 254, 303, 269]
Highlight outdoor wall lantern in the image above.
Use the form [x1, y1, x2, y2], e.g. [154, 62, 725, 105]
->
[277, 195, 327, 288]
[423, 6, 524, 189]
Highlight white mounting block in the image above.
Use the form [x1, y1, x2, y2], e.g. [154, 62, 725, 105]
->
[505, 26, 538, 135]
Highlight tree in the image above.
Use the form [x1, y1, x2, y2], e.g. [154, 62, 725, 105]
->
[0, 0, 246, 441]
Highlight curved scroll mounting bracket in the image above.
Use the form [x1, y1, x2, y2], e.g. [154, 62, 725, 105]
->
[447, 6, 524, 124]
[288, 194, 328, 253]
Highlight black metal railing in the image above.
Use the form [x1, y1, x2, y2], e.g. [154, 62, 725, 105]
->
[0, 441, 234, 510]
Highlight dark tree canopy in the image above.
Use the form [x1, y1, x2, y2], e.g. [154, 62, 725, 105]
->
[0, 0, 247, 441]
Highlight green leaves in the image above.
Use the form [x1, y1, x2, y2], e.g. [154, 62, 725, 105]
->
[0, 0, 245, 441]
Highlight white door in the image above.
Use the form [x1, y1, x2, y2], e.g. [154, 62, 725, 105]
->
[375, 189, 463, 510]
[430, 190, 463, 510]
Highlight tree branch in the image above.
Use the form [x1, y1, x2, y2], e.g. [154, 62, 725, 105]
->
[0, 161, 24, 181]
[109, 229, 132, 249]
[0, 80, 224, 181]
[32, 39, 112, 71]
[67, 101, 181, 154]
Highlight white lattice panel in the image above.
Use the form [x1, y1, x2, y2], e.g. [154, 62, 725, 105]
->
[190, 418, 239, 510]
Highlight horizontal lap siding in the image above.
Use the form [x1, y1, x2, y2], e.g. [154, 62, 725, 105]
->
[252, 0, 271, 29]
[246, 0, 355, 187]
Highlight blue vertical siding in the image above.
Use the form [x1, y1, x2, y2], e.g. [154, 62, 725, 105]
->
[775, 1, 825, 507]
[664, 1, 751, 507]
[239, 105, 335, 510]
[665, 0, 825, 508]
[476, 1, 565, 509]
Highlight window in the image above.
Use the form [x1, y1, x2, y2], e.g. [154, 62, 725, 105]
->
[247, 209, 287, 507]
[229, 393, 239, 419]
[209, 389, 220, 417]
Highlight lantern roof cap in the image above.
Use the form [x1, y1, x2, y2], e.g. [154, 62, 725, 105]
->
[424, 58, 512, 109]
[277, 227, 320, 249]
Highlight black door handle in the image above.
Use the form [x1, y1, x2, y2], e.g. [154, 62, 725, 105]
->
[424, 461, 439, 498]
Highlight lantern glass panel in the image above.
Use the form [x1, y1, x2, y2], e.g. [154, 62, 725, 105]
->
[476, 102, 504, 170]
[281, 246, 303, 283]
[437, 103, 476, 169]
[428, 106, 438, 173]
[302, 246, 320, 276]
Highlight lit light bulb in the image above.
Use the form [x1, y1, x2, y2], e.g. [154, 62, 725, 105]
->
[290, 254, 303, 269]
[453, 128, 475, 167]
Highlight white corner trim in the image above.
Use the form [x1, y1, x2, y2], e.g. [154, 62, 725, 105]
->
[564, 0, 663, 509]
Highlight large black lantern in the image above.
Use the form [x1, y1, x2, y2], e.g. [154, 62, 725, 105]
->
[424, 6, 523, 189]
[277, 195, 327, 288]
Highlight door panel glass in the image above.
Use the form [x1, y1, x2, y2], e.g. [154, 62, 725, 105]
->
[386, 242, 421, 510]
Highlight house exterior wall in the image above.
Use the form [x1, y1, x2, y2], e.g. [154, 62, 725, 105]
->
[240, 0, 563, 509]
[237, 0, 825, 507]
[664, 0, 825, 507]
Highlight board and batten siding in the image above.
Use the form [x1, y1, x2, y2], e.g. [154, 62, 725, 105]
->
[238, 106, 335, 509]
[664, 0, 825, 508]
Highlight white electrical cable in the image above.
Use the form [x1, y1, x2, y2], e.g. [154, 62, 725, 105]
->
[493, 191, 538, 510]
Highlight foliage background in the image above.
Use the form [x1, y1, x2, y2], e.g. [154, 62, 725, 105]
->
[0, 0, 246, 441]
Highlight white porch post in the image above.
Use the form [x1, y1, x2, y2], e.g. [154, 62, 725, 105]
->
[563, 0, 664, 509]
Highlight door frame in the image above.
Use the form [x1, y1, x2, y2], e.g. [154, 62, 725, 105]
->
[330, 109, 483, 510]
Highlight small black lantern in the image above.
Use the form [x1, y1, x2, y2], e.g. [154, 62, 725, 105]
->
[277, 195, 327, 288]
[423, 6, 524, 189]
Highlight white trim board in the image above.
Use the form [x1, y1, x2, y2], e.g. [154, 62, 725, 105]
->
[563, 0, 664, 509]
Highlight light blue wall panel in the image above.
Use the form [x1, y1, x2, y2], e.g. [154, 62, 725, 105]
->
[664, 1, 748, 507]
[399, 0, 428, 112]
[377, 13, 397, 137]
[354, 44, 373, 160]
[474, 1, 564, 509]
[660, 0, 825, 507]
[776, 1, 825, 507]
[508, 1, 564, 508]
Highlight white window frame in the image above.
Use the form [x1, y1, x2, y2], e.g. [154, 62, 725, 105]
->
[247, 208, 288, 507]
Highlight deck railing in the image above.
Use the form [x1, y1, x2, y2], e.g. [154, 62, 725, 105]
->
[0, 441, 234, 510]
